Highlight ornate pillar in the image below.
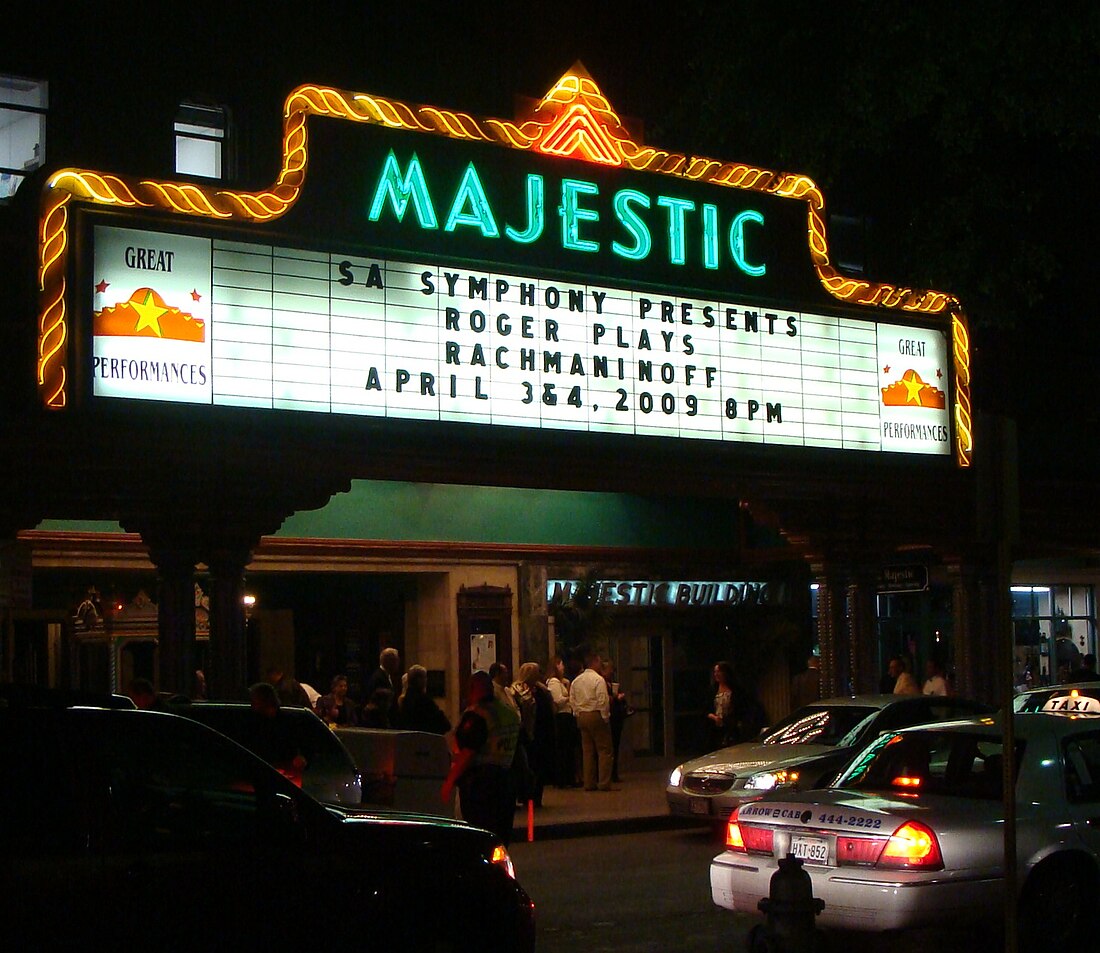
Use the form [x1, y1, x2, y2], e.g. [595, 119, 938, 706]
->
[150, 547, 198, 696]
[206, 548, 251, 701]
[947, 561, 979, 700]
[813, 565, 848, 699]
[847, 573, 879, 696]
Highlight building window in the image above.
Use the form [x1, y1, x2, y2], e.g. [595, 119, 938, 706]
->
[1012, 584, 1095, 686]
[0, 74, 47, 201]
[174, 103, 225, 179]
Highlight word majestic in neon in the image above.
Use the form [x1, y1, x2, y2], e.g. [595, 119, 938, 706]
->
[367, 151, 767, 277]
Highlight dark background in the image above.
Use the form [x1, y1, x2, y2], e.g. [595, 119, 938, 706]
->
[6, 0, 1098, 470]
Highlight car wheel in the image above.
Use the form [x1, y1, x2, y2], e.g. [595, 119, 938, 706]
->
[1019, 857, 1094, 948]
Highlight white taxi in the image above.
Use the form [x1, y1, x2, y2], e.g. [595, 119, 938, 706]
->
[710, 712, 1100, 946]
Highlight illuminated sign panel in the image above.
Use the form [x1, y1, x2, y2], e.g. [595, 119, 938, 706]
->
[547, 578, 771, 608]
[41, 68, 971, 462]
[92, 224, 951, 453]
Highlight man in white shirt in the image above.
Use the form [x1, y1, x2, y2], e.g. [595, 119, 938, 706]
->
[922, 659, 948, 696]
[570, 648, 613, 791]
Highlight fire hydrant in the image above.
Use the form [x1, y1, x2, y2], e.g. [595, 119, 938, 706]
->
[748, 854, 825, 953]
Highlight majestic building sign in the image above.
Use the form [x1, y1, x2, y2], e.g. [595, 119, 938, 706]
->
[39, 67, 973, 463]
[547, 578, 771, 609]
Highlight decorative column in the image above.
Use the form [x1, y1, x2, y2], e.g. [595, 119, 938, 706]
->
[150, 547, 198, 696]
[206, 548, 251, 701]
[813, 565, 848, 699]
[846, 573, 879, 696]
[947, 561, 979, 700]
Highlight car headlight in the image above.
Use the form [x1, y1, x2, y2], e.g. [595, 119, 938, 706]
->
[669, 766, 683, 787]
[744, 769, 800, 791]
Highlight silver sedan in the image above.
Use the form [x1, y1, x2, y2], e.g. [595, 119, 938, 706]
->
[668, 694, 991, 826]
[709, 712, 1100, 945]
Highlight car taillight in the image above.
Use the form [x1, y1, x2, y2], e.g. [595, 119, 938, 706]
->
[726, 811, 746, 851]
[491, 844, 516, 879]
[741, 826, 774, 854]
[725, 811, 773, 854]
[877, 820, 943, 869]
[836, 835, 887, 866]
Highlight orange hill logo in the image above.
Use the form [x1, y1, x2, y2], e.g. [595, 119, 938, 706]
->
[881, 369, 945, 409]
[94, 287, 206, 343]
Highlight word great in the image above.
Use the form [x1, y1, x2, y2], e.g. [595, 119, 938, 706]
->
[368, 151, 767, 276]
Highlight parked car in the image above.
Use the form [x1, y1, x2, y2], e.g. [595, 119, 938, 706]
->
[336, 726, 455, 816]
[171, 700, 363, 805]
[0, 703, 535, 951]
[667, 694, 994, 825]
[710, 711, 1100, 947]
[1014, 681, 1100, 713]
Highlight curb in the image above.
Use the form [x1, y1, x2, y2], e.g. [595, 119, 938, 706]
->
[512, 813, 698, 842]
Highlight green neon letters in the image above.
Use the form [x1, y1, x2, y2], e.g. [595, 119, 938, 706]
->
[368, 151, 766, 276]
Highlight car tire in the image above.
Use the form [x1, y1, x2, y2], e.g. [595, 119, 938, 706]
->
[1019, 856, 1095, 948]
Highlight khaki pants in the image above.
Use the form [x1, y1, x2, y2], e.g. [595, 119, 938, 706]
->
[576, 710, 613, 790]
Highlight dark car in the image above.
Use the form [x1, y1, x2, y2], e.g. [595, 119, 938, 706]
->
[0, 705, 535, 951]
[172, 700, 363, 805]
[667, 693, 995, 825]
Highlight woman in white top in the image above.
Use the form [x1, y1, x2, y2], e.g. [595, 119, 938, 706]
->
[708, 661, 736, 749]
[547, 655, 579, 786]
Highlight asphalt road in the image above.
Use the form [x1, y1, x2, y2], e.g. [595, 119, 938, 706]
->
[508, 826, 1006, 953]
[509, 825, 748, 953]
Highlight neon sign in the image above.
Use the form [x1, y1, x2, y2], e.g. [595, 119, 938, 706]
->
[37, 65, 972, 465]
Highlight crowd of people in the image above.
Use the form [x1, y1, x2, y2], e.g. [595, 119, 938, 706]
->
[279, 648, 454, 736]
[264, 646, 632, 845]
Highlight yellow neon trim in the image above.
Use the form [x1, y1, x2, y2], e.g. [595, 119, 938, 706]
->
[36, 66, 972, 464]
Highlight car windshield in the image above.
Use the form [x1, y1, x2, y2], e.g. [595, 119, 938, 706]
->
[837, 729, 1021, 800]
[760, 705, 878, 747]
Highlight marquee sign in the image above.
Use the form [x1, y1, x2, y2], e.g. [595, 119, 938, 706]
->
[39, 66, 973, 464]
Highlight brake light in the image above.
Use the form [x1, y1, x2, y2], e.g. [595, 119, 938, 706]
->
[891, 776, 922, 789]
[726, 817, 746, 851]
[491, 844, 516, 879]
[725, 809, 773, 854]
[878, 820, 943, 869]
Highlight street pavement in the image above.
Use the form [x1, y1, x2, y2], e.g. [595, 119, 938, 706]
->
[510, 754, 690, 842]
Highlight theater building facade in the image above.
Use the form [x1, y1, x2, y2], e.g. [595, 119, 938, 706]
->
[0, 62, 1027, 755]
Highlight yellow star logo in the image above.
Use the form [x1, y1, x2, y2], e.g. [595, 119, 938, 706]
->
[902, 371, 925, 404]
[130, 290, 168, 337]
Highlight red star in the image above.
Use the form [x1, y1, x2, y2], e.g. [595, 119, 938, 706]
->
[96, 279, 109, 294]
[190, 289, 202, 302]
[936, 369, 943, 379]
[882, 365, 891, 375]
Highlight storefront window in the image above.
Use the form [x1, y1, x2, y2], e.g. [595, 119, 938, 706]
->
[1012, 585, 1095, 686]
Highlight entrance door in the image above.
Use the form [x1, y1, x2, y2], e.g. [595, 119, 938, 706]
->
[457, 585, 513, 686]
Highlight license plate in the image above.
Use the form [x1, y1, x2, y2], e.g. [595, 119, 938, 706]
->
[790, 835, 829, 865]
[690, 797, 710, 815]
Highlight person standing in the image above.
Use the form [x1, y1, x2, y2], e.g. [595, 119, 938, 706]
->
[364, 647, 401, 717]
[893, 658, 921, 695]
[441, 670, 521, 845]
[315, 674, 359, 726]
[570, 648, 613, 791]
[707, 661, 736, 749]
[922, 659, 948, 696]
[790, 655, 822, 712]
[395, 664, 451, 734]
[602, 659, 629, 783]
[546, 655, 578, 787]
[881, 656, 903, 693]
